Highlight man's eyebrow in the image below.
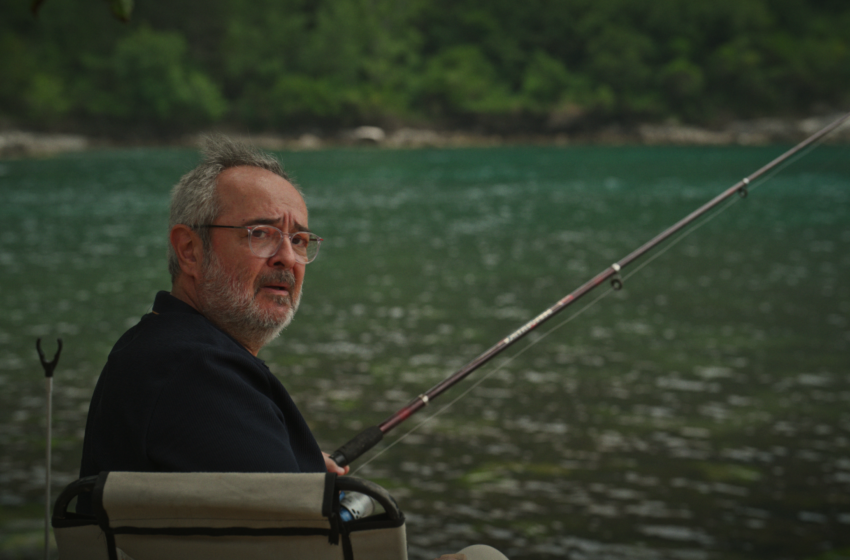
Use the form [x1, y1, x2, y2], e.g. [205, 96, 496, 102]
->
[242, 217, 313, 233]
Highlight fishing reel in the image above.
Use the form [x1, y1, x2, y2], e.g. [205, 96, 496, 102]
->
[339, 491, 376, 522]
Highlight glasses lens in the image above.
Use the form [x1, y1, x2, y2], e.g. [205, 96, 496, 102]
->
[248, 226, 282, 258]
[291, 232, 320, 263]
[249, 227, 320, 263]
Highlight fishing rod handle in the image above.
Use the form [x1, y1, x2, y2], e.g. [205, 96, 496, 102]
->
[329, 425, 384, 468]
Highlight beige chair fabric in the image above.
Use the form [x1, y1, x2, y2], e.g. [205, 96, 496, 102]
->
[104, 472, 330, 529]
[54, 524, 109, 560]
[53, 472, 407, 560]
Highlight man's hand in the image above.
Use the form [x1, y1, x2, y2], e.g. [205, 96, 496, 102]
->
[323, 452, 350, 475]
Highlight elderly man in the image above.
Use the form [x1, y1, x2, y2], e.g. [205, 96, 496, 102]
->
[77, 137, 510, 560]
[79, 137, 346, 480]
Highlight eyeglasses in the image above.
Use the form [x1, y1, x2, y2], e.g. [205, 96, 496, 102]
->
[196, 224, 323, 264]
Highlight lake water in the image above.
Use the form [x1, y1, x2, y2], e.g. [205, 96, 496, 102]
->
[0, 143, 848, 559]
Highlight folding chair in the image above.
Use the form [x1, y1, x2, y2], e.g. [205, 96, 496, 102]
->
[52, 472, 407, 560]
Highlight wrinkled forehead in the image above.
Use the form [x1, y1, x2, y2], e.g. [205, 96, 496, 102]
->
[215, 166, 308, 226]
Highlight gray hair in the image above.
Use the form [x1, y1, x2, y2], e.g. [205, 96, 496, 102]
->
[167, 135, 293, 281]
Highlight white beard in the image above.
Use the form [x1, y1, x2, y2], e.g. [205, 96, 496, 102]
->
[196, 251, 301, 351]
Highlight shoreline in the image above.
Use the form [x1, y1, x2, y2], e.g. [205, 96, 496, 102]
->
[1, 114, 848, 158]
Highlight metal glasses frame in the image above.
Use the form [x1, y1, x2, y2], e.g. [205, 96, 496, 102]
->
[196, 224, 322, 263]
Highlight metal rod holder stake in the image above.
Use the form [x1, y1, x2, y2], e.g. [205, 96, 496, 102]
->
[37, 338, 62, 560]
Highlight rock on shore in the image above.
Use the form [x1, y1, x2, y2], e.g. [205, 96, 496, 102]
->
[182, 114, 850, 151]
[0, 131, 88, 158]
[638, 114, 850, 146]
[2, 114, 848, 157]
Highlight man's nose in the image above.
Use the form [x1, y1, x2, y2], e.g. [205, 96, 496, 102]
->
[269, 235, 298, 268]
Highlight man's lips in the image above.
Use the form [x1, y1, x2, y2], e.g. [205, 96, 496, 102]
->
[261, 284, 290, 295]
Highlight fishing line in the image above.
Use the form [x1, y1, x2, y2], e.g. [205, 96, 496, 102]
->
[353, 128, 845, 474]
[619, 131, 841, 281]
[356, 189, 738, 474]
[332, 112, 850, 469]
[353, 286, 614, 474]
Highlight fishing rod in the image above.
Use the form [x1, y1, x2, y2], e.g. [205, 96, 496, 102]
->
[329, 111, 850, 469]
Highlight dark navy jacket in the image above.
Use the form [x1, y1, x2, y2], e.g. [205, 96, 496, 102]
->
[80, 291, 325, 482]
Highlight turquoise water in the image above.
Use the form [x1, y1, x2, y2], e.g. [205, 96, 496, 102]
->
[0, 144, 849, 559]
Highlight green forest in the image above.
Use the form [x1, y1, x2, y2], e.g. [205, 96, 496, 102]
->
[2, 0, 849, 137]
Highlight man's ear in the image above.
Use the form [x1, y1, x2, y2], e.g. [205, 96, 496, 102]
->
[170, 224, 204, 279]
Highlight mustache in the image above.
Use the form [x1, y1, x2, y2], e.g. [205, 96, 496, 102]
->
[254, 270, 297, 295]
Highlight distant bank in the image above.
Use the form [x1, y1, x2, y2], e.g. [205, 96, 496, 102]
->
[2, 114, 849, 158]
